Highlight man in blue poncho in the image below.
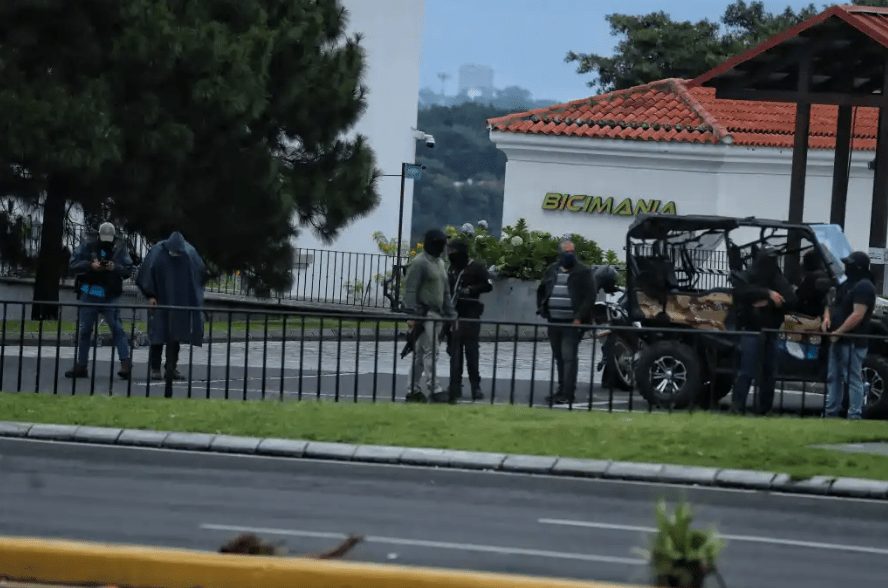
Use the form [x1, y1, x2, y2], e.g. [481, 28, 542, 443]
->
[136, 231, 208, 381]
[66, 222, 135, 380]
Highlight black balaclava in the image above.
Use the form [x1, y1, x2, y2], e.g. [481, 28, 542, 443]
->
[448, 240, 469, 271]
[423, 229, 447, 258]
[843, 251, 872, 281]
[749, 247, 780, 286]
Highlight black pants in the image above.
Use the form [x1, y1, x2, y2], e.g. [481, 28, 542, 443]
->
[548, 324, 581, 398]
[449, 322, 481, 391]
[149, 342, 181, 371]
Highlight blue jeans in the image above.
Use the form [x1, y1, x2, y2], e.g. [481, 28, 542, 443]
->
[732, 332, 778, 414]
[76, 295, 131, 366]
[825, 340, 868, 419]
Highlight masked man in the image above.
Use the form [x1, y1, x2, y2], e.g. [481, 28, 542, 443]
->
[445, 239, 492, 402]
[403, 229, 457, 403]
[136, 232, 208, 385]
[730, 247, 797, 415]
[823, 251, 876, 419]
[536, 240, 596, 405]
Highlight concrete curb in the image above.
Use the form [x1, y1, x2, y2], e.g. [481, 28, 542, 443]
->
[2, 421, 886, 501]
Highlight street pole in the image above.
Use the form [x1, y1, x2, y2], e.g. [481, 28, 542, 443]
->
[394, 162, 406, 310]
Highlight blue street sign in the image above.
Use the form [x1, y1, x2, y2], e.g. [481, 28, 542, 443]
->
[404, 164, 423, 180]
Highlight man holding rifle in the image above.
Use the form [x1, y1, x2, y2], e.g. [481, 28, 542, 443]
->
[402, 228, 457, 403]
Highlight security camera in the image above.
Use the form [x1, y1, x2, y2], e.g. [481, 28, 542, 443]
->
[412, 127, 435, 149]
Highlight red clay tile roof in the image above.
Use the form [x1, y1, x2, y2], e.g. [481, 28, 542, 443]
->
[488, 78, 878, 151]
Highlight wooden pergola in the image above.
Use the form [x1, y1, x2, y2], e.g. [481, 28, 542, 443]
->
[689, 5, 888, 290]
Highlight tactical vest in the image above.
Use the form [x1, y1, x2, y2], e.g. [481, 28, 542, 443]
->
[548, 272, 574, 321]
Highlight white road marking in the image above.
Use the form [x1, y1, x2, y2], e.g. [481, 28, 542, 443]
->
[538, 518, 888, 556]
[199, 523, 644, 565]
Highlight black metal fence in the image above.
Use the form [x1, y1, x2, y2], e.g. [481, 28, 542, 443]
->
[2, 299, 884, 420]
[1, 217, 407, 309]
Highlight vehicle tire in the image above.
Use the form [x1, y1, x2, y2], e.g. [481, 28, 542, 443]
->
[862, 355, 888, 420]
[601, 334, 635, 391]
[696, 374, 733, 409]
[634, 341, 703, 409]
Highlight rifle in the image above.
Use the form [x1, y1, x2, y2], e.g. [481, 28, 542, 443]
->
[399, 319, 425, 359]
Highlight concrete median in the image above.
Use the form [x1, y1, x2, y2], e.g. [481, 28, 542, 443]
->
[0, 536, 638, 588]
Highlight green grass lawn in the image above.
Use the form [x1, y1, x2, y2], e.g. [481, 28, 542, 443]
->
[2, 395, 888, 481]
[0, 317, 400, 335]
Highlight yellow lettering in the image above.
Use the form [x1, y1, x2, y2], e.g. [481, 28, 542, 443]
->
[633, 199, 654, 215]
[614, 198, 634, 216]
[586, 196, 613, 215]
[566, 195, 586, 212]
[541, 193, 562, 210]
[660, 201, 677, 215]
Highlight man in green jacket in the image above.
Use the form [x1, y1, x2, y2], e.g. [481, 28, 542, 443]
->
[403, 228, 457, 403]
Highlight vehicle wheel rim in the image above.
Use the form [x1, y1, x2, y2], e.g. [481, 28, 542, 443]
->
[649, 356, 688, 397]
[862, 366, 884, 405]
[615, 339, 634, 383]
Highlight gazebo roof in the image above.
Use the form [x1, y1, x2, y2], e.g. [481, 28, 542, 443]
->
[690, 5, 888, 106]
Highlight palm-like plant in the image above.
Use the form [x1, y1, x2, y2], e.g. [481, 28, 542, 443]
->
[636, 500, 727, 588]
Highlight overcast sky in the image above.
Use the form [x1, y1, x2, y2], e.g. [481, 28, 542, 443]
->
[419, 0, 826, 103]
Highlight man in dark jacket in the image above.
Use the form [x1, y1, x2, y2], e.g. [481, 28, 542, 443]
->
[445, 239, 492, 402]
[823, 251, 877, 419]
[136, 231, 207, 385]
[536, 240, 596, 405]
[66, 222, 134, 380]
[730, 247, 797, 415]
[795, 249, 831, 317]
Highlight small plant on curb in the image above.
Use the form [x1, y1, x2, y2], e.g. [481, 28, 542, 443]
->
[635, 500, 727, 588]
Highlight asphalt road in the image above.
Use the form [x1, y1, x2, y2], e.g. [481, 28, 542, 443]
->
[1, 439, 887, 587]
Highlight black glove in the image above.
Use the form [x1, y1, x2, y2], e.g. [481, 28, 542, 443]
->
[458, 287, 471, 297]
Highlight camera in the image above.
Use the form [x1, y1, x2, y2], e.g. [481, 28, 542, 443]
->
[412, 128, 435, 149]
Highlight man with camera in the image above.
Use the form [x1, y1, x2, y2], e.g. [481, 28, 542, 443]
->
[66, 222, 134, 380]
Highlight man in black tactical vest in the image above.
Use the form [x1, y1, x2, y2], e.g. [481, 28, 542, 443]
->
[445, 239, 492, 402]
[536, 240, 596, 405]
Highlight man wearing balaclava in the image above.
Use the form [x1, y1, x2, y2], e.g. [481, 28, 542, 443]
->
[536, 239, 596, 405]
[730, 247, 797, 415]
[136, 231, 208, 390]
[65, 222, 134, 381]
[402, 228, 458, 403]
[822, 251, 877, 419]
[445, 239, 492, 402]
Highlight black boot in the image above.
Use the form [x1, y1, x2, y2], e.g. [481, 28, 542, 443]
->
[430, 392, 454, 404]
[64, 364, 88, 379]
[470, 386, 484, 401]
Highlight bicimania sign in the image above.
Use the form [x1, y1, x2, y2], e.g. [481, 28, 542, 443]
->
[541, 193, 677, 216]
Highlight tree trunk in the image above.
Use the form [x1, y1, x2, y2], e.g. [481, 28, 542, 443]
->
[31, 183, 67, 320]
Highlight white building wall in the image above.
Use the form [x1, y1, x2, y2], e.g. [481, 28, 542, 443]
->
[493, 132, 881, 261]
[288, 0, 425, 304]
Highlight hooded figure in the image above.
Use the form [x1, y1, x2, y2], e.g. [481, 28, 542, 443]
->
[795, 249, 832, 317]
[733, 247, 797, 331]
[136, 232, 208, 377]
[729, 247, 797, 415]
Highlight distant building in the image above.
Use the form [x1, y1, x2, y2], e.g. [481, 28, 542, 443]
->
[288, 0, 425, 305]
[458, 64, 495, 101]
